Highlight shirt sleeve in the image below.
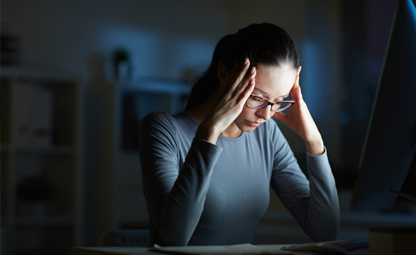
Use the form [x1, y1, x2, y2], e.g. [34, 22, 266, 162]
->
[270, 126, 340, 242]
[140, 113, 223, 246]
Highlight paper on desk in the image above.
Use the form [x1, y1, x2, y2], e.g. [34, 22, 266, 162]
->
[151, 243, 293, 255]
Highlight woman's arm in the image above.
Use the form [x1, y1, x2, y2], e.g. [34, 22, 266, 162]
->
[270, 66, 340, 241]
[141, 59, 255, 245]
[141, 113, 222, 246]
[270, 126, 340, 242]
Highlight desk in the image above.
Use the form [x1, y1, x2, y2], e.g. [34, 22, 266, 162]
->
[74, 244, 369, 255]
[259, 210, 416, 242]
[74, 210, 416, 255]
[75, 247, 158, 255]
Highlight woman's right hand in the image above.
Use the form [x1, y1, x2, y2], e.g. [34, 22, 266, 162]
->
[197, 58, 256, 144]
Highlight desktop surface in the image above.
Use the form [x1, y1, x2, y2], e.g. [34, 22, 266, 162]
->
[74, 241, 369, 255]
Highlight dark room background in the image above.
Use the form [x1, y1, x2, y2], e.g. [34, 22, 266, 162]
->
[1, 0, 414, 254]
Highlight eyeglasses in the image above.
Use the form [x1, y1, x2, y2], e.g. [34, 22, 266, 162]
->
[245, 94, 295, 112]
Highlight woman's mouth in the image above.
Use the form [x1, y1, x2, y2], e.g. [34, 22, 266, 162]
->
[247, 121, 262, 127]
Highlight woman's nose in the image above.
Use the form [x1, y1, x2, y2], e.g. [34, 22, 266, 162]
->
[255, 105, 273, 120]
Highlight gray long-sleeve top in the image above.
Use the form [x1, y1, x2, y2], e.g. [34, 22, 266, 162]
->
[140, 112, 339, 246]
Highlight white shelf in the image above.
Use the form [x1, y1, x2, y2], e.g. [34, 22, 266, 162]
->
[1, 71, 84, 253]
[0, 144, 74, 156]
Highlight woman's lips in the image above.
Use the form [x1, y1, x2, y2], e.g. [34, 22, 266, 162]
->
[247, 121, 263, 127]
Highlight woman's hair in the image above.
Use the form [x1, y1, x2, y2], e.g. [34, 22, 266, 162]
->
[185, 23, 300, 109]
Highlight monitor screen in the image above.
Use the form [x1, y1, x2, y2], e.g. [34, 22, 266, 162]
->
[351, 0, 416, 211]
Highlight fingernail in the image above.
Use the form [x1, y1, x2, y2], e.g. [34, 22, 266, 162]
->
[251, 67, 256, 73]
[245, 58, 250, 65]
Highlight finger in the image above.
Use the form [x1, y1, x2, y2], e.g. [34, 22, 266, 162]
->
[238, 77, 255, 104]
[297, 85, 303, 100]
[234, 67, 256, 98]
[233, 66, 255, 96]
[225, 68, 252, 101]
[294, 67, 301, 87]
[291, 67, 303, 101]
[290, 84, 302, 102]
[227, 58, 250, 85]
[232, 58, 251, 89]
[290, 83, 298, 98]
[221, 59, 248, 97]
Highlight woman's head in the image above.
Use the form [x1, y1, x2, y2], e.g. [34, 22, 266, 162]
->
[219, 23, 299, 73]
[186, 23, 300, 131]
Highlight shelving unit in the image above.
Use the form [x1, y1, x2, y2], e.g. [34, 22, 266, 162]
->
[98, 78, 190, 234]
[0, 68, 84, 255]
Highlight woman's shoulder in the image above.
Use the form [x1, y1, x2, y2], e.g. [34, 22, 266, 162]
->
[141, 112, 179, 136]
[141, 111, 195, 137]
[143, 111, 193, 128]
[142, 112, 175, 126]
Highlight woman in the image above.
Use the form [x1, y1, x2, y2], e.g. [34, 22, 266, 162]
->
[140, 23, 339, 246]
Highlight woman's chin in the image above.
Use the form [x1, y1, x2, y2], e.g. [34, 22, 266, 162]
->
[241, 123, 259, 132]
[235, 120, 259, 133]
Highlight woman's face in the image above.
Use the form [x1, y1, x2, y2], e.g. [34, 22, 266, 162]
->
[234, 63, 298, 132]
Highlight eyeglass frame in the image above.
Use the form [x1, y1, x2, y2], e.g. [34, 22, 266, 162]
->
[245, 94, 295, 112]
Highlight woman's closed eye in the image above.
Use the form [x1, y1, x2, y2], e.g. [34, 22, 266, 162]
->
[251, 95, 266, 102]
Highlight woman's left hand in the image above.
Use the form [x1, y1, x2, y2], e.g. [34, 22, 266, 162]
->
[273, 67, 325, 155]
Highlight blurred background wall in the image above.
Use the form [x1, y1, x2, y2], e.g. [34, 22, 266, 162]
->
[1, 0, 404, 254]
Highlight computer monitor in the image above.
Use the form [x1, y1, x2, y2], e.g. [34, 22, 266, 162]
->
[351, 0, 416, 211]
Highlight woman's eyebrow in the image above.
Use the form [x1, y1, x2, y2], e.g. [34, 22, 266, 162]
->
[253, 88, 271, 99]
[277, 94, 291, 100]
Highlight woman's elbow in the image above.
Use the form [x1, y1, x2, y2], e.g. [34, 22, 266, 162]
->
[310, 214, 340, 242]
[154, 228, 190, 246]
[155, 239, 188, 246]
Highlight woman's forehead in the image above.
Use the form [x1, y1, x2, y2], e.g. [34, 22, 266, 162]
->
[254, 63, 297, 99]
[253, 88, 289, 100]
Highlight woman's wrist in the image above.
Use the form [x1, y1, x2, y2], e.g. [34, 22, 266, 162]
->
[305, 137, 325, 155]
[196, 121, 220, 145]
